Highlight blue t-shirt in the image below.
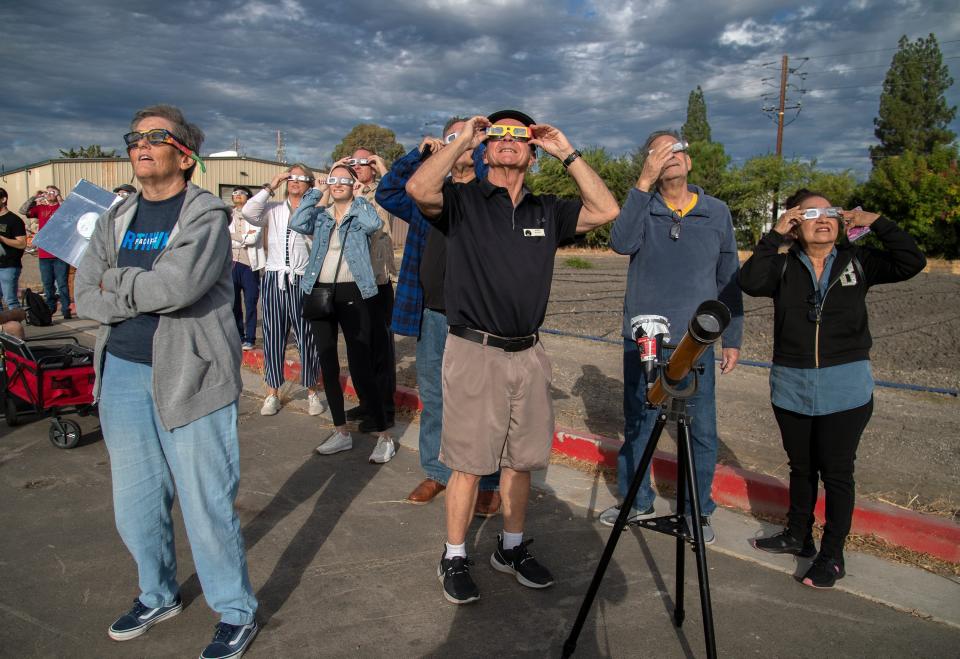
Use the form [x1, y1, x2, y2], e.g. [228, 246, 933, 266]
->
[106, 189, 185, 365]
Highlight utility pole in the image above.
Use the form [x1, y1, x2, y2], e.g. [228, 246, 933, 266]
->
[275, 130, 286, 164]
[762, 55, 807, 224]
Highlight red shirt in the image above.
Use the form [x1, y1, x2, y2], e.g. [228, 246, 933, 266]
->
[26, 203, 60, 259]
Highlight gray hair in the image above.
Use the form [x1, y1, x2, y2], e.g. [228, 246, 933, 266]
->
[641, 129, 682, 154]
[130, 104, 204, 180]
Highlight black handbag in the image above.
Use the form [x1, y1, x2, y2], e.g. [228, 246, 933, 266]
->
[302, 218, 351, 321]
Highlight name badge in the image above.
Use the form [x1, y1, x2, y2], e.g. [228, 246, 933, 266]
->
[523, 228, 545, 237]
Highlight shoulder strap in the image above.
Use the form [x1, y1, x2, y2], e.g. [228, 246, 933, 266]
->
[330, 218, 353, 284]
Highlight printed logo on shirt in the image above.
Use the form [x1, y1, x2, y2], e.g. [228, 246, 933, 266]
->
[121, 230, 170, 252]
[839, 262, 858, 287]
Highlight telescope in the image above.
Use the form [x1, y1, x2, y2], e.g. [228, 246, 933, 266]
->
[647, 300, 730, 406]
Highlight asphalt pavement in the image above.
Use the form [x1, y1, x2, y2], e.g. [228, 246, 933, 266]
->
[0, 319, 958, 658]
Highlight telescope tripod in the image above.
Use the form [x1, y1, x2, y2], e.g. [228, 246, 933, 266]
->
[562, 369, 717, 659]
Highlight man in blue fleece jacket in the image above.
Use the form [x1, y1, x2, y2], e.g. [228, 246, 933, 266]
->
[603, 129, 743, 544]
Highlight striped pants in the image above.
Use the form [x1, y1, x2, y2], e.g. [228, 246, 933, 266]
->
[261, 271, 321, 389]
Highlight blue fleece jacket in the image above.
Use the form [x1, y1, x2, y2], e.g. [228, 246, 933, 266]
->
[609, 185, 743, 347]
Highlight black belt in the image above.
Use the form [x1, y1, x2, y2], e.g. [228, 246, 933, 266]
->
[449, 326, 538, 352]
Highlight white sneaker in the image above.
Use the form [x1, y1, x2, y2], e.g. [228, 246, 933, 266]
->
[308, 392, 326, 416]
[368, 435, 396, 464]
[316, 430, 352, 455]
[260, 395, 281, 416]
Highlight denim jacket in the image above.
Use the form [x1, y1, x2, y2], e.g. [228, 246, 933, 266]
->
[289, 191, 383, 298]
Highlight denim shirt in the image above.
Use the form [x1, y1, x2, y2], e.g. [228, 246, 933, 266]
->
[289, 191, 383, 298]
[770, 248, 874, 415]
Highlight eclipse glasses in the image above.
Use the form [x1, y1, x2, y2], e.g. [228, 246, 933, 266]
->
[347, 158, 372, 166]
[287, 174, 314, 183]
[326, 176, 355, 185]
[123, 128, 207, 173]
[486, 125, 532, 141]
[802, 207, 842, 220]
[649, 141, 689, 155]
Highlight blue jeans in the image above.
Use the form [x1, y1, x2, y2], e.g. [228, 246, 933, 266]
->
[232, 262, 260, 344]
[38, 257, 70, 313]
[417, 308, 499, 490]
[99, 353, 257, 625]
[618, 340, 718, 516]
[0, 266, 22, 309]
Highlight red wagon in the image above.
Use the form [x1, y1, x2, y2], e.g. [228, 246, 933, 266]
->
[0, 332, 97, 449]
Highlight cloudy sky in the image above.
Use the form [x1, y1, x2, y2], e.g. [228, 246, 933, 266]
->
[2, 0, 958, 179]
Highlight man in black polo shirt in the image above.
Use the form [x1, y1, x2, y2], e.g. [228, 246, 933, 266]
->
[407, 110, 619, 604]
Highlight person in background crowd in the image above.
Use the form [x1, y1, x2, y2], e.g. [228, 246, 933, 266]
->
[228, 186, 264, 350]
[75, 103, 259, 659]
[406, 110, 619, 605]
[343, 146, 398, 432]
[21, 185, 71, 319]
[0, 187, 27, 311]
[740, 189, 925, 588]
[243, 165, 325, 417]
[376, 117, 502, 515]
[289, 164, 395, 463]
[604, 129, 743, 545]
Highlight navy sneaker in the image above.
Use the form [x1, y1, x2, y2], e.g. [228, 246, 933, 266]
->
[437, 551, 480, 605]
[108, 596, 183, 641]
[200, 620, 259, 659]
[490, 535, 555, 589]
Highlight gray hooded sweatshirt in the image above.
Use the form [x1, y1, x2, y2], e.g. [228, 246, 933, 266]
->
[75, 183, 241, 431]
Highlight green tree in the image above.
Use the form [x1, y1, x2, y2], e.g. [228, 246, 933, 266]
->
[687, 141, 729, 195]
[861, 145, 960, 257]
[331, 124, 404, 164]
[681, 86, 711, 144]
[870, 34, 956, 164]
[717, 156, 858, 247]
[528, 147, 637, 247]
[59, 144, 117, 158]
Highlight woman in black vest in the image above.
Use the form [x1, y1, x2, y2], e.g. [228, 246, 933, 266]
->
[739, 189, 925, 588]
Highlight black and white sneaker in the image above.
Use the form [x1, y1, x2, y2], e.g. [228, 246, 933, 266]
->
[437, 551, 480, 604]
[108, 596, 183, 641]
[490, 535, 555, 589]
[199, 620, 259, 659]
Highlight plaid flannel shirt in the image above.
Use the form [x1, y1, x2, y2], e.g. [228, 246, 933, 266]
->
[375, 145, 486, 337]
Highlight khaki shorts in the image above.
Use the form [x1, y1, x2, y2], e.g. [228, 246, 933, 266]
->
[439, 332, 554, 475]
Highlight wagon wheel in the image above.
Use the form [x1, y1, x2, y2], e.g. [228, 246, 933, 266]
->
[49, 419, 81, 449]
[4, 396, 18, 427]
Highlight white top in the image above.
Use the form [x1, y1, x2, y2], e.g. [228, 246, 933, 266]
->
[242, 188, 311, 289]
[318, 223, 356, 284]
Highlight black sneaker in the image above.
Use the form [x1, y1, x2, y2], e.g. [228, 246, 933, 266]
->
[199, 620, 259, 659]
[751, 529, 817, 558]
[437, 551, 480, 604]
[107, 596, 183, 641]
[490, 535, 555, 589]
[801, 554, 845, 589]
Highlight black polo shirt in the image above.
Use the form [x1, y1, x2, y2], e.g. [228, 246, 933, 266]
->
[429, 178, 581, 337]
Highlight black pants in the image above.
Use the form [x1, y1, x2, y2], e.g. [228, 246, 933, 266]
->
[311, 282, 386, 430]
[369, 282, 396, 418]
[773, 398, 873, 559]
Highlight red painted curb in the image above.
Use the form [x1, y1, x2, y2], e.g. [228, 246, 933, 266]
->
[241, 351, 960, 563]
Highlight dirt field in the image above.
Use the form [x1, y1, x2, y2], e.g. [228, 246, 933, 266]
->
[390, 250, 960, 520]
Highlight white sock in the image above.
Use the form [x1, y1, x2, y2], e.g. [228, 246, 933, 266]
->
[502, 530, 523, 550]
[444, 542, 467, 559]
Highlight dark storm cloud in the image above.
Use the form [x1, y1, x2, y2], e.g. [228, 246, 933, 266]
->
[1, 0, 957, 177]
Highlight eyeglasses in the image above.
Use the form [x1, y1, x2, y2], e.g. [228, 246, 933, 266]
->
[669, 220, 681, 241]
[326, 176, 355, 185]
[444, 132, 459, 144]
[287, 174, 314, 183]
[486, 125, 531, 141]
[806, 292, 823, 323]
[123, 128, 207, 173]
[802, 207, 842, 221]
[231, 191, 248, 197]
[347, 158, 372, 166]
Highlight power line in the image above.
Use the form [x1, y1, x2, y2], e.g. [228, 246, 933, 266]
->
[801, 54, 960, 75]
[796, 38, 960, 61]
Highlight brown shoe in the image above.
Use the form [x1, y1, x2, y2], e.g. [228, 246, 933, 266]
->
[474, 490, 502, 518]
[406, 478, 446, 505]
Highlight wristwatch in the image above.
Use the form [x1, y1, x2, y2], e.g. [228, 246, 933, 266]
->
[561, 149, 582, 169]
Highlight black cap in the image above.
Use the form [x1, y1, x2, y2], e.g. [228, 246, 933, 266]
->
[487, 109, 536, 126]
[113, 184, 136, 194]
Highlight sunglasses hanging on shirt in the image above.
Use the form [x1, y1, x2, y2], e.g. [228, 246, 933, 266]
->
[669, 218, 681, 241]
